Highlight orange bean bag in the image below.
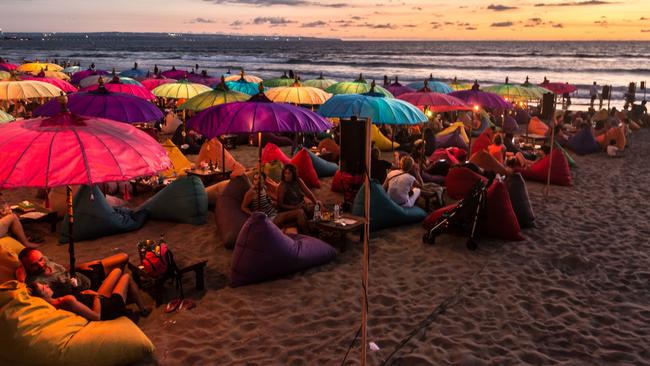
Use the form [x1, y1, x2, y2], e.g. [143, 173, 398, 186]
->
[317, 138, 340, 160]
[261, 143, 291, 165]
[527, 117, 549, 136]
[197, 138, 246, 177]
[595, 126, 626, 151]
[517, 149, 572, 186]
[445, 166, 487, 200]
[290, 148, 320, 188]
[469, 150, 509, 176]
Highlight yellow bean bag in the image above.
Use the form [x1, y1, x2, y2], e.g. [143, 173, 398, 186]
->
[197, 138, 246, 177]
[527, 117, 549, 136]
[162, 139, 192, 179]
[0, 238, 155, 366]
[436, 122, 470, 144]
[371, 124, 399, 151]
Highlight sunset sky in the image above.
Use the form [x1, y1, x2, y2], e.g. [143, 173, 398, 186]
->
[1, 0, 649, 40]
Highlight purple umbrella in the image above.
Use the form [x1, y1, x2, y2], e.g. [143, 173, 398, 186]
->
[384, 76, 416, 97]
[34, 87, 163, 123]
[449, 81, 511, 110]
[71, 69, 109, 85]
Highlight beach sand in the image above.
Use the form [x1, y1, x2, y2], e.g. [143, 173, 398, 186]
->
[4, 130, 649, 365]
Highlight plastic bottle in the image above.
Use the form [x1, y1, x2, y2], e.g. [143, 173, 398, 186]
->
[314, 204, 321, 221]
[334, 203, 340, 220]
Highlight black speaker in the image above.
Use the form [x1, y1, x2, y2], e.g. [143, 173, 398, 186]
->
[602, 85, 611, 99]
[541, 93, 555, 121]
[628, 82, 636, 94]
[339, 117, 368, 175]
[641, 81, 646, 90]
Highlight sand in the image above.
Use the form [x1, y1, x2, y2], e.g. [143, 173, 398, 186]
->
[4, 130, 649, 365]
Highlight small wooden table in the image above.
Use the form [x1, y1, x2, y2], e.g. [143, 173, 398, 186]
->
[520, 133, 548, 145]
[129, 260, 208, 306]
[12, 204, 58, 233]
[309, 214, 365, 251]
[185, 168, 231, 186]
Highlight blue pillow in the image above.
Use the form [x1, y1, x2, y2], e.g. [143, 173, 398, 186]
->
[308, 150, 338, 177]
[138, 176, 208, 225]
[352, 180, 427, 231]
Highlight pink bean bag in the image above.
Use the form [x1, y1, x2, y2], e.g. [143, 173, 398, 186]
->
[261, 143, 291, 165]
[517, 149, 572, 186]
[445, 166, 487, 200]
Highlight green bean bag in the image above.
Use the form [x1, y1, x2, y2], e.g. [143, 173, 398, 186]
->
[308, 150, 338, 177]
[60, 186, 147, 243]
[138, 176, 208, 225]
[352, 180, 427, 231]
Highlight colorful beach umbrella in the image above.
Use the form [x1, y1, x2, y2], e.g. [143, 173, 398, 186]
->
[17, 62, 63, 73]
[186, 72, 221, 86]
[397, 81, 471, 112]
[0, 110, 15, 123]
[407, 75, 453, 94]
[161, 67, 189, 80]
[262, 72, 294, 88]
[0, 80, 63, 100]
[0, 63, 18, 72]
[34, 88, 163, 123]
[81, 78, 156, 100]
[449, 77, 472, 91]
[28, 69, 71, 81]
[539, 79, 577, 95]
[449, 82, 511, 109]
[0, 71, 10, 81]
[325, 74, 394, 98]
[141, 77, 177, 91]
[383, 76, 416, 97]
[318, 94, 427, 125]
[80, 74, 142, 89]
[303, 73, 337, 90]
[225, 78, 266, 96]
[151, 79, 212, 100]
[120, 63, 149, 79]
[178, 78, 250, 111]
[484, 77, 547, 102]
[224, 70, 263, 84]
[20, 76, 77, 93]
[71, 69, 109, 85]
[63, 66, 82, 74]
[265, 80, 332, 105]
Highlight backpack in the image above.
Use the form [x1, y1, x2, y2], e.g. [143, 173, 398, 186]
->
[138, 238, 184, 298]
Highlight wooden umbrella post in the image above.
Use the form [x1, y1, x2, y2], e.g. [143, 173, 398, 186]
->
[544, 121, 555, 197]
[361, 117, 372, 366]
[66, 185, 76, 277]
[221, 135, 226, 173]
[257, 131, 262, 210]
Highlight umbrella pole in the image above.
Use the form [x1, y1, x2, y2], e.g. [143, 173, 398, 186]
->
[66, 185, 76, 277]
[221, 135, 226, 173]
[544, 121, 556, 197]
[361, 117, 371, 366]
[257, 132, 262, 211]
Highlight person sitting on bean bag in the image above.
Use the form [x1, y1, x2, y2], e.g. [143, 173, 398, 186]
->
[277, 164, 322, 217]
[241, 171, 309, 234]
[487, 134, 507, 164]
[383, 156, 421, 208]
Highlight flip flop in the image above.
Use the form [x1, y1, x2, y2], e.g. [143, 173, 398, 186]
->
[179, 299, 196, 311]
[164, 298, 182, 313]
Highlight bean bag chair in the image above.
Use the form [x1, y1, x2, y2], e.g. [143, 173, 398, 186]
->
[251, 133, 294, 147]
[290, 149, 320, 188]
[555, 142, 577, 169]
[318, 138, 340, 160]
[505, 173, 535, 228]
[138, 176, 208, 225]
[47, 185, 80, 218]
[517, 149, 572, 186]
[215, 175, 251, 249]
[447, 146, 467, 161]
[596, 126, 626, 151]
[308, 150, 338, 177]
[206, 179, 230, 206]
[351, 180, 427, 231]
[567, 127, 600, 155]
[527, 117, 549, 136]
[482, 180, 524, 241]
[60, 186, 147, 243]
[261, 143, 291, 165]
[371, 124, 399, 151]
[0, 237, 24, 283]
[197, 138, 246, 177]
[422, 203, 456, 230]
[502, 115, 519, 134]
[435, 129, 468, 150]
[331, 170, 363, 193]
[469, 150, 508, 176]
[161, 139, 192, 179]
[263, 160, 284, 183]
[430, 148, 460, 165]
[230, 212, 336, 287]
[436, 122, 470, 144]
[470, 129, 493, 156]
[445, 166, 487, 200]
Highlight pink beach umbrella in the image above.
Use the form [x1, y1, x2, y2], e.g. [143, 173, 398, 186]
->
[383, 76, 416, 97]
[81, 78, 156, 100]
[161, 67, 189, 80]
[0, 63, 18, 72]
[539, 79, 577, 95]
[398, 80, 471, 112]
[141, 78, 177, 90]
[20, 76, 77, 93]
[0, 101, 170, 275]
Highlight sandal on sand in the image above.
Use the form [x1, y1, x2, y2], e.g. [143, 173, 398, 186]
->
[179, 299, 196, 311]
[164, 299, 182, 313]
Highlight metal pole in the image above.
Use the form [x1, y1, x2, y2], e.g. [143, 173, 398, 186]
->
[544, 100, 556, 197]
[66, 185, 76, 276]
[361, 117, 371, 366]
[257, 132, 262, 211]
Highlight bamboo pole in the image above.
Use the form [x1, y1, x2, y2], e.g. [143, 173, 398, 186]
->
[66, 185, 76, 277]
[361, 117, 371, 366]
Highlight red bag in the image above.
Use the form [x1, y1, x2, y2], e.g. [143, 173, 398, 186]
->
[139, 241, 170, 278]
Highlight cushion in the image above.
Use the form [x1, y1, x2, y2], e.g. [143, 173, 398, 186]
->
[596, 126, 626, 151]
[60, 186, 147, 243]
[445, 167, 487, 200]
[261, 143, 291, 165]
[138, 176, 208, 225]
[505, 173, 535, 228]
[205, 179, 230, 206]
[230, 212, 336, 287]
[0, 237, 23, 284]
[331, 170, 364, 193]
[0, 281, 154, 366]
[290, 149, 320, 188]
[469, 150, 508, 175]
[481, 180, 524, 241]
[161, 139, 192, 179]
[308, 150, 338, 177]
[317, 138, 340, 160]
[517, 149, 572, 186]
[527, 117, 549, 136]
[430, 148, 460, 165]
[262, 160, 284, 183]
[470, 129, 493, 156]
[197, 138, 246, 177]
[371, 124, 399, 151]
[351, 180, 427, 231]
[215, 175, 252, 249]
[436, 122, 469, 143]
[435, 129, 468, 150]
[567, 127, 600, 155]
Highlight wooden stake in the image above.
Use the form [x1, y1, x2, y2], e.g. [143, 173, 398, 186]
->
[361, 117, 372, 366]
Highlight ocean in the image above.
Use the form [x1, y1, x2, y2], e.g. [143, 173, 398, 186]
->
[2, 33, 649, 108]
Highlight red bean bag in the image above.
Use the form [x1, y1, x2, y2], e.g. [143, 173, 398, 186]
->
[422, 203, 456, 230]
[481, 180, 524, 241]
[517, 149, 572, 186]
[447, 147, 467, 161]
[290, 148, 320, 188]
[445, 166, 488, 200]
[470, 129, 493, 156]
[430, 148, 460, 165]
[261, 143, 291, 165]
[469, 150, 508, 175]
[331, 170, 363, 193]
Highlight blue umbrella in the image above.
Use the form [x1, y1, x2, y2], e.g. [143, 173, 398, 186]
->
[120, 63, 148, 79]
[407, 74, 453, 94]
[317, 94, 427, 125]
[224, 79, 266, 96]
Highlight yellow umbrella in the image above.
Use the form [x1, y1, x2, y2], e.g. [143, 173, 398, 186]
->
[224, 70, 263, 84]
[16, 62, 63, 73]
[265, 80, 332, 105]
[449, 77, 471, 91]
[0, 80, 63, 100]
[0, 109, 15, 123]
[29, 69, 71, 81]
[151, 79, 211, 100]
[0, 71, 10, 81]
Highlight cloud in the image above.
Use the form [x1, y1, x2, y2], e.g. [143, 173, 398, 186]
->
[203, 0, 349, 7]
[252, 17, 296, 26]
[230, 20, 244, 26]
[412, 6, 422, 11]
[640, 17, 648, 20]
[491, 21, 514, 27]
[594, 20, 608, 26]
[487, 4, 518, 11]
[466, 26, 477, 30]
[188, 17, 215, 23]
[534, 1, 616, 7]
[301, 20, 327, 27]
[553, 23, 564, 28]
[362, 22, 397, 29]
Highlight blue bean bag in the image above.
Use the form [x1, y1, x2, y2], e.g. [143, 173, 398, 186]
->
[138, 176, 208, 225]
[352, 180, 427, 231]
[308, 150, 338, 177]
[60, 186, 147, 243]
[435, 129, 468, 150]
[505, 173, 535, 228]
[567, 127, 600, 155]
[231, 212, 336, 287]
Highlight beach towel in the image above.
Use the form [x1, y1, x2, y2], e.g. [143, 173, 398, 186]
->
[197, 138, 246, 177]
[567, 128, 600, 155]
[371, 124, 399, 151]
[351, 180, 427, 231]
[290, 149, 321, 188]
[445, 166, 488, 200]
[161, 139, 192, 179]
[261, 143, 291, 165]
[215, 175, 251, 249]
[138, 176, 208, 225]
[517, 149, 572, 186]
[308, 150, 338, 177]
[505, 173, 535, 228]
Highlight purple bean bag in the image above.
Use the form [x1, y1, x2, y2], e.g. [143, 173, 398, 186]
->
[502, 115, 519, 134]
[230, 212, 336, 287]
[435, 129, 468, 150]
[567, 127, 600, 155]
[215, 175, 251, 249]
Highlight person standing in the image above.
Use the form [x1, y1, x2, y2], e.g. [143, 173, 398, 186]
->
[589, 81, 598, 109]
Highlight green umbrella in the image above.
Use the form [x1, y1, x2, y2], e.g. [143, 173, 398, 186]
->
[303, 72, 338, 90]
[262, 71, 294, 88]
[0, 109, 15, 123]
[179, 77, 250, 111]
[521, 76, 552, 99]
[484, 77, 545, 102]
[325, 74, 394, 98]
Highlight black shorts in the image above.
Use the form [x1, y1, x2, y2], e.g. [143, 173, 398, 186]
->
[77, 263, 106, 291]
[100, 294, 127, 320]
